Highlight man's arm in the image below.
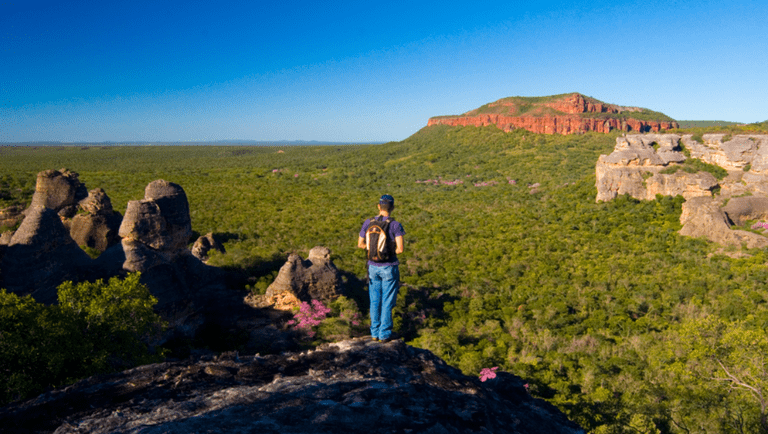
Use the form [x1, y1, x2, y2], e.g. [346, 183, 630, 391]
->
[358, 236, 366, 249]
[395, 235, 404, 254]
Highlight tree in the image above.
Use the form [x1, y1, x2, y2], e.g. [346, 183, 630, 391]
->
[0, 273, 164, 404]
[666, 316, 768, 433]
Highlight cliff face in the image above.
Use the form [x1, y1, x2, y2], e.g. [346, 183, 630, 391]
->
[427, 93, 679, 135]
[595, 133, 768, 249]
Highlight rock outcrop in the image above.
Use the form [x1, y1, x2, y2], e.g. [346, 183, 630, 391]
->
[117, 180, 217, 330]
[0, 206, 92, 303]
[428, 93, 678, 135]
[0, 205, 24, 229]
[64, 188, 122, 251]
[722, 196, 768, 225]
[595, 134, 717, 202]
[28, 169, 88, 218]
[191, 232, 226, 262]
[119, 179, 193, 271]
[248, 246, 342, 310]
[0, 339, 584, 434]
[679, 196, 768, 249]
[596, 133, 768, 248]
[0, 172, 297, 355]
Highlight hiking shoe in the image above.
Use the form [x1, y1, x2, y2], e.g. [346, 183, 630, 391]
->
[363, 336, 378, 341]
[381, 333, 399, 343]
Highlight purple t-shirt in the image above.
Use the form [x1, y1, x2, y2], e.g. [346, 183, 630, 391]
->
[360, 216, 405, 266]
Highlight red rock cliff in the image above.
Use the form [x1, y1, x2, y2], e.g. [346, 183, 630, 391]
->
[427, 93, 679, 135]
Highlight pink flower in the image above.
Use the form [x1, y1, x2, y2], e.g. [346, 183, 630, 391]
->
[294, 173, 299, 178]
[479, 367, 498, 382]
[272, 169, 279, 173]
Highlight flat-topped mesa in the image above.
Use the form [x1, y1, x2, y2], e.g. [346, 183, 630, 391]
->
[427, 93, 679, 135]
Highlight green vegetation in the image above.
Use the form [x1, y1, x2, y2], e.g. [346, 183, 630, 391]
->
[658, 156, 728, 180]
[0, 273, 164, 404]
[672, 121, 768, 141]
[2, 124, 768, 432]
[676, 120, 743, 128]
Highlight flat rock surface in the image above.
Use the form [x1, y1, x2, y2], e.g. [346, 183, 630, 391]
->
[0, 339, 583, 434]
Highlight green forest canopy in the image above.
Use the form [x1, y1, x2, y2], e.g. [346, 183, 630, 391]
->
[3, 121, 768, 432]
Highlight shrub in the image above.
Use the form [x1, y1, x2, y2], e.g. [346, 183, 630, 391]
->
[0, 273, 164, 405]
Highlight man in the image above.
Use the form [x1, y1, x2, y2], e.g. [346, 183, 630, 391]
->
[357, 194, 405, 342]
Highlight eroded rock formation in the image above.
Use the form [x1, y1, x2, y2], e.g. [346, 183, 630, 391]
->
[119, 179, 193, 271]
[191, 232, 226, 262]
[679, 197, 768, 249]
[0, 206, 92, 303]
[65, 188, 122, 251]
[596, 133, 768, 248]
[0, 205, 24, 229]
[428, 93, 678, 135]
[595, 134, 718, 202]
[248, 246, 341, 310]
[28, 169, 88, 218]
[0, 339, 584, 434]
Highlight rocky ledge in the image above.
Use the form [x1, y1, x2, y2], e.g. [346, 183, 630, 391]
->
[427, 93, 678, 135]
[0, 338, 583, 434]
[596, 133, 768, 248]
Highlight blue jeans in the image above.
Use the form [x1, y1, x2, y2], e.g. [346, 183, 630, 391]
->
[368, 265, 400, 340]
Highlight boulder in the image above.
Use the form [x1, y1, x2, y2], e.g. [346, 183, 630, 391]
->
[119, 180, 193, 270]
[248, 246, 341, 310]
[77, 187, 114, 215]
[0, 206, 92, 304]
[67, 212, 123, 252]
[0, 230, 12, 245]
[0, 339, 584, 434]
[0, 205, 25, 229]
[679, 197, 768, 249]
[722, 196, 768, 226]
[191, 232, 226, 262]
[65, 189, 123, 251]
[28, 169, 88, 218]
[644, 171, 718, 200]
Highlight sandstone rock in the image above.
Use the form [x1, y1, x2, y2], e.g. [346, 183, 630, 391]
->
[77, 187, 114, 215]
[191, 232, 226, 262]
[1, 206, 92, 304]
[0, 230, 13, 245]
[0, 205, 25, 229]
[595, 134, 702, 202]
[250, 246, 341, 310]
[644, 171, 718, 200]
[598, 133, 768, 248]
[679, 197, 768, 249]
[0, 339, 584, 434]
[28, 169, 88, 218]
[67, 212, 122, 252]
[682, 134, 768, 173]
[119, 180, 192, 270]
[428, 93, 678, 135]
[722, 196, 768, 226]
[67, 189, 122, 252]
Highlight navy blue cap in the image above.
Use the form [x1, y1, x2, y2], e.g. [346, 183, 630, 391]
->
[379, 194, 394, 205]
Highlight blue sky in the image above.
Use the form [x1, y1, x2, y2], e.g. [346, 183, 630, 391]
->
[1, 0, 766, 143]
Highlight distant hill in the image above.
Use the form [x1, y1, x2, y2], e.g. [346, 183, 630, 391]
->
[428, 92, 678, 135]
